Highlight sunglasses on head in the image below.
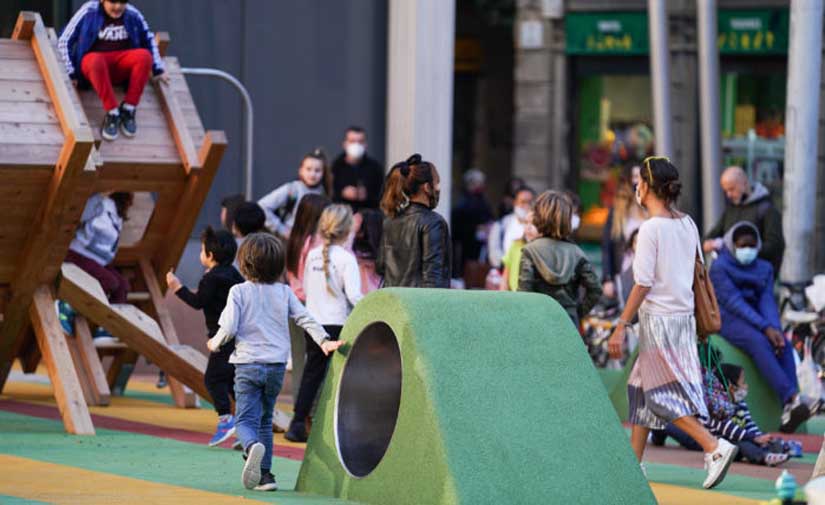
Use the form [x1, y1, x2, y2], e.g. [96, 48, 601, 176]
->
[641, 156, 670, 183]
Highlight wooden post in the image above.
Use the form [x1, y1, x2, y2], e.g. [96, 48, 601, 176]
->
[138, 259, 197, 408]
[0, 12, 95, 392]
[155, 57, 201, 173]
[153, 131, 227, 287]
[29, 286, 94, 435]
[74, 316, 111, 406]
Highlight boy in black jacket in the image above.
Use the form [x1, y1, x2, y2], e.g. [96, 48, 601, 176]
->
[167, 227, 244, 446]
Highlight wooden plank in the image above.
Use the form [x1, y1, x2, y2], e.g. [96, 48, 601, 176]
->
[57, 263, 211, 401]
[19, 327, 41, 373]
[155, 32, 170, 57]
[154, 131, 227, 280]
[0, 144, 60, 166]
[138, 259, 197, 408]
[29, 285, 95, 435]
[24, 12, 93, 140]
[154, 77, 200, 172]
[0, 39, 35, 59]
[0, 100, 59, 124]
[97, 143, 181, 166]
[74, 316, 111, 406]
[12, 12, 35, 41]
[0, 80, 51, 103]
[0, 59, 44, 80]
[0, 122, 64, 144]
[65, 334, 96, 406]
[84, 105, 201, 129]
[0, 128, 95, 391]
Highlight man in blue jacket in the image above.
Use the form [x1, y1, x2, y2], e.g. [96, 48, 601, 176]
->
[710, 221, 810, 433]
[58, 0, 167, 141]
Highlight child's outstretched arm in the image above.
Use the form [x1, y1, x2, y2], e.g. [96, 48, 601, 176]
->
[287, 289, 343, 356]
[207, 327, 234, 352]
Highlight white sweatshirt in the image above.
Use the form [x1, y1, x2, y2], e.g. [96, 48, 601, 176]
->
[303, 244, 363, 325]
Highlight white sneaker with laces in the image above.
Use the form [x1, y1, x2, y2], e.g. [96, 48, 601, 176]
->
[703, 439, 738, 489]
[242, 442, 264, 490]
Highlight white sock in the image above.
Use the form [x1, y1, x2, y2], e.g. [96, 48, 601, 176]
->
[107, 107, 119, 116]
[121, 103, 136, 112]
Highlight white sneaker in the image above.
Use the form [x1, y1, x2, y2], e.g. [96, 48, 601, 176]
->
[639, 462, 648, 478]
[242, 442, 264, 490]
[703, 439, 738, 489]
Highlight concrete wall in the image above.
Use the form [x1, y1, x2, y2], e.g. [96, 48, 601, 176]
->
[66, 0, 388, 234]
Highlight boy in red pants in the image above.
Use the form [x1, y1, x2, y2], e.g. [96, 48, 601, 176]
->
[58, 0, 168, 140]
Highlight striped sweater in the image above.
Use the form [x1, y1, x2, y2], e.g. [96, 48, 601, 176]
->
[703, 401, 763, 442]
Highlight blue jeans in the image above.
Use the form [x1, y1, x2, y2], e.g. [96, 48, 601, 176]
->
[234, 363, 285, 472]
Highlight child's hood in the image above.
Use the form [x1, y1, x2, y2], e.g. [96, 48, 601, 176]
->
[522, 237, 584, 285]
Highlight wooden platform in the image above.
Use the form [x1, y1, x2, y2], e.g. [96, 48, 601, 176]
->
[0, 12, 227, 434]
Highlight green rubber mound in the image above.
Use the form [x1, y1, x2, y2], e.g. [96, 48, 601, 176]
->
[296, 288, 655, 505]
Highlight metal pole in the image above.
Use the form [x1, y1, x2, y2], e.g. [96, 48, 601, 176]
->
[180, 67, 255, 201]
[697, 0, 723, 231]
[782, 0, 824, 283]
[647, 0, 673, 157]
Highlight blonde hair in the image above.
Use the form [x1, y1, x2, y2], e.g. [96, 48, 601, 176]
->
[533, 190, 573, 240]
[318, 204, 353, 293]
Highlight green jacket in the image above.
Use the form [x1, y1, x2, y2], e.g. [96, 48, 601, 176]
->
[705, 182, 784, 272]
[518, 237, 602, 326]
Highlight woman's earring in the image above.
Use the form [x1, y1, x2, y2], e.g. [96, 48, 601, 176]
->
[399, 192, 410, 211]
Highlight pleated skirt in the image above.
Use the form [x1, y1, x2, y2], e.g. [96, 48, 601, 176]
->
[627, 311, 708, 429]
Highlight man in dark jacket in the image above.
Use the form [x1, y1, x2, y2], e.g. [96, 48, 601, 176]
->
[709, 221, 809, 433]
[58, 0, 168, 141]
[451, 169, 494, 280]
[331, 126, 384, 211]
[703, 166, 785, 272]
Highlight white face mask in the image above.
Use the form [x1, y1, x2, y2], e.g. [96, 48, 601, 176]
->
[514, 206, 529, 221]
[571, 214, 581, 232]
[735, 247, 758, 265]
[733, 386, 748, 403]
[345, 142, 365, 160]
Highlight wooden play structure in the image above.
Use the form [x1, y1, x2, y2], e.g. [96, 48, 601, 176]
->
[0, 12, 227, 435]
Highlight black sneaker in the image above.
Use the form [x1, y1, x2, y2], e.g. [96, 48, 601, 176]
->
[254, 472, 278, 492]
[101, 112, 119, 141]
[119, 104, 137, 137]
[779, 395, 812, 433]
[284, 421, 307, 443]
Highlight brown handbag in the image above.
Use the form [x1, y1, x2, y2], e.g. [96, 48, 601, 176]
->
[694, 248, 722, 337]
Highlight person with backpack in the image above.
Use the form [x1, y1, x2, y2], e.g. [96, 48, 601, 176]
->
[258, 149, 331, 239]
[703, 166, 784, 272]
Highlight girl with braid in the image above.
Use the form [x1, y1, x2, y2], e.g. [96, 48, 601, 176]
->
[285, 205, 363, 442]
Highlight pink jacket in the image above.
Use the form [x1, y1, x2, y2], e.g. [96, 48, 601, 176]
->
[288, 233, 321, 302]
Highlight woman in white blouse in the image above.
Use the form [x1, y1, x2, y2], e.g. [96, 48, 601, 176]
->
[608, 157, 738, 490]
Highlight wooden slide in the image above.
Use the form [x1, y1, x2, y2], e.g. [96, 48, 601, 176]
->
[0, 12, 227, 435]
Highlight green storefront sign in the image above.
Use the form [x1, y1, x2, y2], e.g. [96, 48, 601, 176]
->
[717, 9, 789, 55]
[566, 9, 788, 56]
[565, 12, 649, 55]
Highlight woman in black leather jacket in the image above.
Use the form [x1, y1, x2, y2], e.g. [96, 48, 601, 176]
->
[376, 154, 451, 288]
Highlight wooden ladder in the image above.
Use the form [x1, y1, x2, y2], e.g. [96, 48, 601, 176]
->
[57, 263, 211, 403]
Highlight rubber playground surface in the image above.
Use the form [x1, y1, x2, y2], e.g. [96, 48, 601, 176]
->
[0, 368, 822, 505]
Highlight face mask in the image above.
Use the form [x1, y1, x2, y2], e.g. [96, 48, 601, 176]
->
[345, 142, 365, 160]
[733, 386, 748, 403]
[735, 247, 758, 265]
[514, 206, 529, 220]
[635, 186, 643, 207]
[571, 214, 581, 232]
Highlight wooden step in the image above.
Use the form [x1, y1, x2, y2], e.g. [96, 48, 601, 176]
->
[57, 263, 211, 402]
[126, 291, 151, 303]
